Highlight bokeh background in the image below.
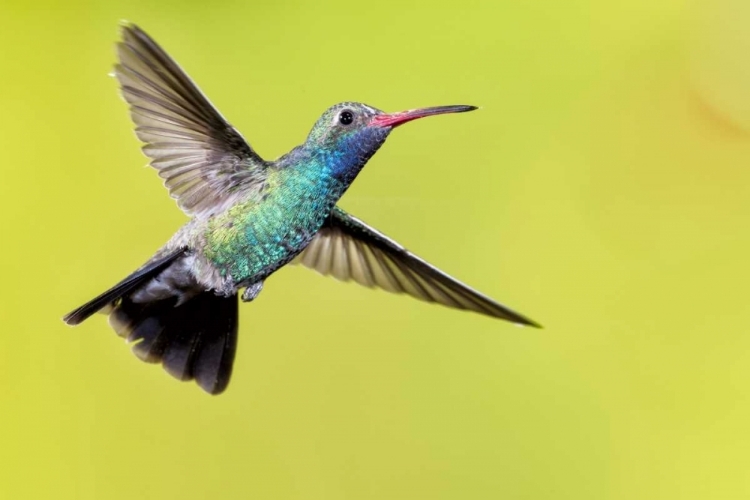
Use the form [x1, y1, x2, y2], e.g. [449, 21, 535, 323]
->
[1, 0, 749, 498]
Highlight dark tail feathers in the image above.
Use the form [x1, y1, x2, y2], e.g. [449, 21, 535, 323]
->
[110, 291, 238, 395]
[63, 249, 239, 395]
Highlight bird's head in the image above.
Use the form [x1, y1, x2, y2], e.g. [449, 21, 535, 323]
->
[305, 102, 477, 182]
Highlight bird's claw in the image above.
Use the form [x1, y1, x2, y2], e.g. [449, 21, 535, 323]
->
[241, 282, 264, 302]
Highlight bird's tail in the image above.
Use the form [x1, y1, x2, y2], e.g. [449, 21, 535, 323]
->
[63, 249, 239, 395]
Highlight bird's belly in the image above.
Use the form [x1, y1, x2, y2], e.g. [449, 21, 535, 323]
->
[202, 197, 330, 290]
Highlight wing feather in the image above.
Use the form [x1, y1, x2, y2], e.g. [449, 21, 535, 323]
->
[294, 207, 541, 326]
[114, 23, 267, 217]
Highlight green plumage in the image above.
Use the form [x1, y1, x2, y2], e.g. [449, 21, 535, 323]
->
[204, 160, 346, 284]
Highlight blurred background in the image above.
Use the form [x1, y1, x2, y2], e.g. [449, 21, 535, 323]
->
[1, 0, 749, 498]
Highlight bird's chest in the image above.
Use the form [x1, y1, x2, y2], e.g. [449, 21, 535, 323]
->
[203, 171, 345, 285]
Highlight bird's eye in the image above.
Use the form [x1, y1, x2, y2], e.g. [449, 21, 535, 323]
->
[338, 110, 354, 125]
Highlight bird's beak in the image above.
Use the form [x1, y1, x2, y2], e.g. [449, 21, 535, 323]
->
[369, 105, 478, 128]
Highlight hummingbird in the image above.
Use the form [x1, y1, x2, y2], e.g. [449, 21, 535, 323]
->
[63, 24, 540, 395]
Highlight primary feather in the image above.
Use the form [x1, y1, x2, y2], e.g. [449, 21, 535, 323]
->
[115, 23, 267, 217]
[295, 207, 540, 327]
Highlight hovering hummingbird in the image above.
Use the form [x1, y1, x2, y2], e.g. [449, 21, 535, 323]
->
[63, 24, 540, 395]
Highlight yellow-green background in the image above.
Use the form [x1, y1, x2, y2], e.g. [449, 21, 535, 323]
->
[1, 0, 749, 498]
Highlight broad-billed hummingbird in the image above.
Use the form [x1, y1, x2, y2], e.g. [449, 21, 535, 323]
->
[63, 24, 540, 395]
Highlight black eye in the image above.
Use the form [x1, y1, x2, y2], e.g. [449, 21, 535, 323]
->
[339, 110, 354, 125]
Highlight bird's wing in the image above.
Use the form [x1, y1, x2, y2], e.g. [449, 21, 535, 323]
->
[294, 207, 540, 326]
[114, 23, 267, 217]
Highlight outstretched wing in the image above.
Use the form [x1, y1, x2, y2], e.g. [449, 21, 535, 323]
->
[295, 207, 541, 327]
[114, 23, 267, 217]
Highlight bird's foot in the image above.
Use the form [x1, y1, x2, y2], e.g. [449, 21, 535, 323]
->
[241, 281, 264, 302]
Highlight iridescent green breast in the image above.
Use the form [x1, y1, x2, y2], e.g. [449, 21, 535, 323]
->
[203, 162, 345, 286]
